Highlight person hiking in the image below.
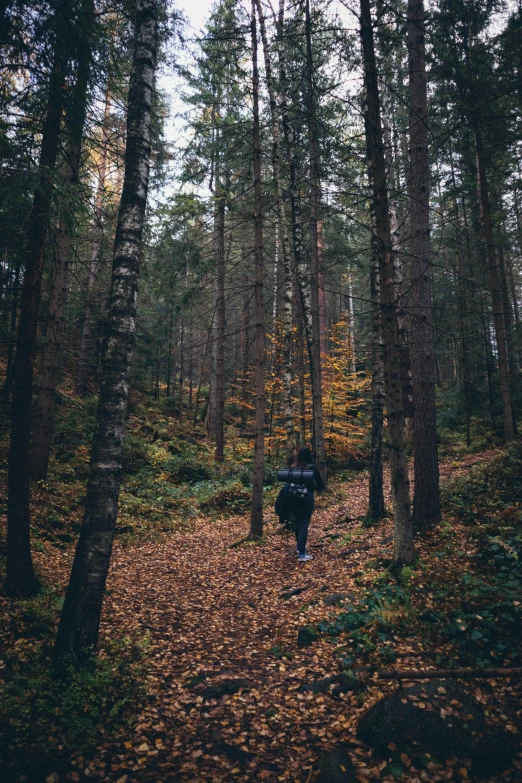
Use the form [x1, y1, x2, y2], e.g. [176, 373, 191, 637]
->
[290, 446, 324, 562]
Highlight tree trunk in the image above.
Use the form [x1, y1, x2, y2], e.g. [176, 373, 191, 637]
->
[1, 259, 21, 404]
[154, 345, 160, 400]
[455, 201, 472, 447]
[347, 273, 356, 374]
[188, 325, 193, 407]
[359, 0, 414, 565]
[318, 220, 328, 362]
[214, 168, 226, 460]
[207, 274, 218, 437]
[166, 310, 173, 397]
[5, 0, 72, 597]
[407, 0, 440, 531]
[276, 0, 311, 453]
[178, 317, 184, 423]
[304, 0, 327, 485]
[240, 268, 250, 430]
[75, 92, 111, 397]
[296, 296, 308, 447]
[369, 222, 385, 519]
[461, 192, 497, 427]
[512, 189, 522, 362]
[474, 132, 515, 439]
[30, 7, 93, 481]
[249, 0, 265, 540]
[255, 0, 294, 464]
[194, 314, 214, 427]
[54, 0, 158, 664]
[498, 239, 519, 422]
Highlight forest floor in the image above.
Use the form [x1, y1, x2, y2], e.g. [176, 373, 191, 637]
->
[2, 442, 522, 783]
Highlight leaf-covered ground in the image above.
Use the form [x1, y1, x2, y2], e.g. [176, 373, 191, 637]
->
[3, 446, 521, 783]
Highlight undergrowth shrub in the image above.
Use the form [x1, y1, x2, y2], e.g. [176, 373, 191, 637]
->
[166, 455, 211, 482]
[316, 446, 522, 672]
[0, 632, 149, 781]
[199, 481, 251, 514]
[442, 441, 522, 528]
[123, 434, 152, 474]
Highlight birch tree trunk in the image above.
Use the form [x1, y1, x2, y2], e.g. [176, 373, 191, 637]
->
[5, 0, 72, 596]
[359, 0, 414, 565]
[54, 0, 158, 664]
[249, 0, 265, 539]
[407, 0, 440, 531]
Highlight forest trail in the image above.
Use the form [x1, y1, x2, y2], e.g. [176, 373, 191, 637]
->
[35, 448, 505, 782]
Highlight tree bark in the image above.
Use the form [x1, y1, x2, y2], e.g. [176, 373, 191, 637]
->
[5, 0, 72, 596]
[304, 0, 327, 485]
[369, 227, 385, 519]
[54, 0, 158, 664]
[178, 317, 184, 423]
[512, 189, 522, 362]
[240, 264, 250, 431]
[194, 313, 214, 427]
[498, 239, 519, 421]
[166, 310, 173, 397]
[276, 0, 312, 453]
[359, 0, 414, 565]
[1, 259, 21, 404]
[30, 3, 93, 481]
[455, 201, 472, 447]
[214, 165, 226, 460]
[75, 92, 111, 397]
[474, 135, 515, 440]
[296, 295, 308, 447]
[318, 220, 328, 362]
[255, 0, 295, 465]
[407, 0, 440, 531]
[249, 0, 265, 539]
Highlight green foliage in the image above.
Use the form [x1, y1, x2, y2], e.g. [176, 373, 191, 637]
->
[442, 442, 522, 528]
[0, 589, 149, 779]
[318, 583, 409, 664]
[318, 445, 522, 670]
[123, 433, 153, 474]
[199, 480, 251, 515]
[166, 454, 212, 482]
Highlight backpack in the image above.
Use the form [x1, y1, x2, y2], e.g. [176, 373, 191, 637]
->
[275, 465, 315, 522]
[286, 466, 313, 504]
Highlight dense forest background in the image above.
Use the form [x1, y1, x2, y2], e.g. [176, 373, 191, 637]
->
[1, 0, 522, 781]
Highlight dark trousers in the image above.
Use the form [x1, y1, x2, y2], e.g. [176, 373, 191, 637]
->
[292, 495, 314, 554]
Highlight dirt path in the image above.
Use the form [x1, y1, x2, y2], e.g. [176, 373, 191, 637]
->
[34, 448, 507, 782]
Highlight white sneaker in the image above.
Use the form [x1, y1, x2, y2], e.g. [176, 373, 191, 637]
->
[298, 553, 313, 562]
